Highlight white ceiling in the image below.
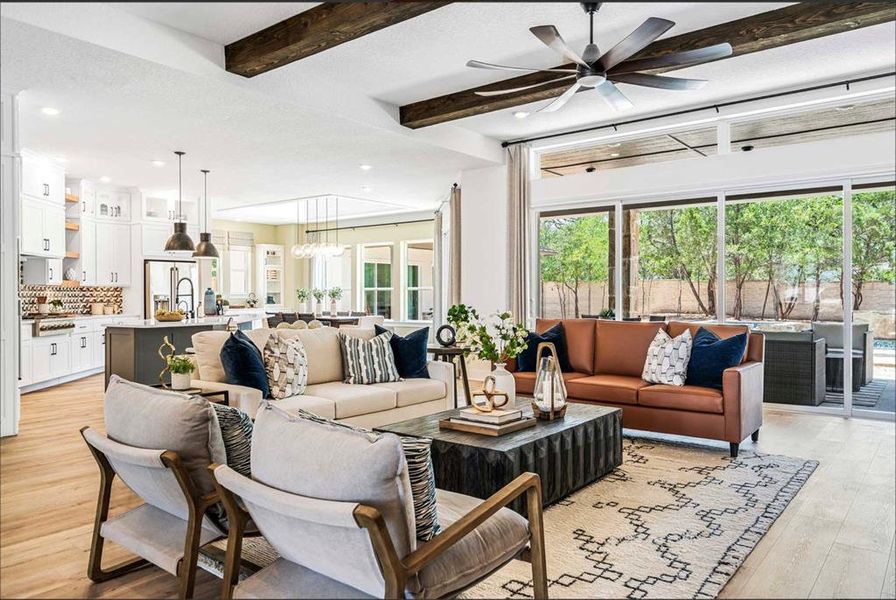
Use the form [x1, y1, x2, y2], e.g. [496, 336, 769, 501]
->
[2, 2, 894, 223]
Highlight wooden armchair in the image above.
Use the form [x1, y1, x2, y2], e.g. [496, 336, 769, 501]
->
[210, 406, 549, 599]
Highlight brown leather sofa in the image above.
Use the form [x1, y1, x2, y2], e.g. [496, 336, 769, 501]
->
[510, 319, 765, 457]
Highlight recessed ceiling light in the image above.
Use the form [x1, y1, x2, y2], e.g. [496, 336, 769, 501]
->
[513, 111, 530, 119]
[834, 105, 856, 112]
[585, 166, 596, 173]
[740, 145, 754, 152]
[41, 107, 61, 116]
[151, 160, 166, 167]
[359, 164, 372, 171]
[99, 176, 111, 183]
[610, 152, 620, 158]
[607, 143, 621, 148]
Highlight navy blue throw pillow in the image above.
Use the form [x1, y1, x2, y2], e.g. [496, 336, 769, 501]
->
[220, 330, 270, 398]
[686, 327, 748, 389]
[375, 325, 430, 379]
[516, 324, 572, 373]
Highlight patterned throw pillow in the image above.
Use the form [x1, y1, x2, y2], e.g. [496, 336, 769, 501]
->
[268, 404, 442, 541]
[338, 331, 401, 385]
[263, 334, 308, 399]
[209, 402, 253, 477]
[642, 329, 692, 386]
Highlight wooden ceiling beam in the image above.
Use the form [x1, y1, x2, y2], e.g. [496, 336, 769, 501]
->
[399, 1, 896, 129]
[226, 1, 450, 78]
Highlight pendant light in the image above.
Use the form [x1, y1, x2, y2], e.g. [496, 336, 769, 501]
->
[164, 151, 196, 252]
[332, 196, 345, 257]
[193, 169, 219, 258]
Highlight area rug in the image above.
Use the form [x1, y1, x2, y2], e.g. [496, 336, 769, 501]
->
[199, 436, 817, 599]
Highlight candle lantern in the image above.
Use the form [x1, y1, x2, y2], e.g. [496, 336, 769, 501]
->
[532, 342, 567, 420]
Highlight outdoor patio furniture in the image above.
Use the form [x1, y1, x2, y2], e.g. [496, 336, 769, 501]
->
[812, 322, 873, 385]
[762, 331, 826, 406]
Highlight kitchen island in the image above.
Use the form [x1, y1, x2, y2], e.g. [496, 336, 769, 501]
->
[104, 313, 265, 388]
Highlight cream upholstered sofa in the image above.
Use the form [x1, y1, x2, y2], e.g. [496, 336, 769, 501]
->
[190, 327, 455, 426]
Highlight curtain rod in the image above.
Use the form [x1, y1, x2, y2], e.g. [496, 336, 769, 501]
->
[304, 218, 433, 235]
[501, 71, 896, 148]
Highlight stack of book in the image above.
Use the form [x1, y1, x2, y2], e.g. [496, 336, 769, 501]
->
[439, 407, 536, 436]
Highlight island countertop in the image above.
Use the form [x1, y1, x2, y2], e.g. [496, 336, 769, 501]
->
[105, 314, 261, 329]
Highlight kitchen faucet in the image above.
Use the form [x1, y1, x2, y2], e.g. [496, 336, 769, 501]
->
[175, 277, 195, 319]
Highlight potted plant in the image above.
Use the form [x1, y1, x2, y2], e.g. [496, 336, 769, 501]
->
[449, 304, 528, 403]
[167, 355, 195, 390]
[296, 288, 310, 313]
[327, 287, 343, 316]
[49, 299, 64, 314]
[312, 288, 325, 314]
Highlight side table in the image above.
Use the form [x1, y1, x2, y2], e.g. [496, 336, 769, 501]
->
[151, 384, 230, 406]
[427, 346, 471, 408]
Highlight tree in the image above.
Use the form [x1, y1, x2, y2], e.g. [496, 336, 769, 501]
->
[540, 216, 609, 318]
[852, 190, 896, 310]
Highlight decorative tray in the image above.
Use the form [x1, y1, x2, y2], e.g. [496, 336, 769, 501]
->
[439, 416, 536, 437]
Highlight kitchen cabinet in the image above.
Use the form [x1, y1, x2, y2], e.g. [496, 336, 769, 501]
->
[142, 221, 200, 257]
[30, 337, 70, 381]
[95, 188, 130, 221]
[80, 218, 97, 285]
[79, 180, 96, 216]
[21, 257, 63, 285]
[20, 198, 65, 257]
[21, 152, 64, 205]
[92, 329, 105, 369]
[95, 222, 131, 286]
[71, 330, 94, 372]
[141, 195, 198, 224]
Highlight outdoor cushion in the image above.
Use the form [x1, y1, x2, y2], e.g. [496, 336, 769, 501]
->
[371, 379, 447, 408]
[565, 374, 651, 405]
[638, 384, 724, 414]
[221, 330, 271, 398]
[376, 324, 430, 379]
[512, 371, 589, 396]
[594, 320, 667, 377]
[535, 318, 595, 374]
[303, 382, 397, 418]
[687, 327, 748, 389]
[516, 323, 571, 372]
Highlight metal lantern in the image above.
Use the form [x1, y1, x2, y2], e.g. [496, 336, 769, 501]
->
[532, 342, 567, 420]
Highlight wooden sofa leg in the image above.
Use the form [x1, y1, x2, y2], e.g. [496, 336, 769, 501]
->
[751, 429, 760, 442]
[729, 443, 739, 458]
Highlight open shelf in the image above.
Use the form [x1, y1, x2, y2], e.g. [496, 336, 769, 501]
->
[64, 222, 80, 231]
[65, 194, 79, 204]
[64, 251, 80, 259]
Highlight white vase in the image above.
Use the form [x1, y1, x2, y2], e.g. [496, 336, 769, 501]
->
[330, 300, 338, 316]
[171, 372, 192, 390]
[491, 363, 516, 406]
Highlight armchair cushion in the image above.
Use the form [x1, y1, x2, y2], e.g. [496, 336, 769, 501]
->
[221, 330, 271, 398]
[375, 324, 430, 379]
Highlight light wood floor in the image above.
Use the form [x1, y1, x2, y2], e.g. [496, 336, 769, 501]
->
[1, 375, 894, 599]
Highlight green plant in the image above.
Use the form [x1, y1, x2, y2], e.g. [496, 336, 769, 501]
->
[296, 288, 310, 302]
[447, 303, 479, 328]
[167, 355, 195, 375]
[598, 308, 614, 319]
[328, 287, 343, 300]
[49, 299, 64, 309]
[312, 288, 325, 302]
[448, 304, 528, 363]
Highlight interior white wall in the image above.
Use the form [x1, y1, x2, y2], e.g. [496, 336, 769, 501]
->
[1, 91, 20, 437]
[458, 164, 508, 316]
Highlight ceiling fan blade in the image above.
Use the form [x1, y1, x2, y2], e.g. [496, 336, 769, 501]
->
[530, 25, 590, 68]
[594, 81, 634, 111]
[538, 82, 582, 113]
[598, 17, 675, 71]
[612, 72, 706, 90]
[610, 43, 733, 74]
[475, 76, 576, 96]
[466, 60, 577, 74]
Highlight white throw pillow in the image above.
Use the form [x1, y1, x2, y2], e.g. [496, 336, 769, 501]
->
[642, 329, 692, 386]
[263, 334, 308, 399]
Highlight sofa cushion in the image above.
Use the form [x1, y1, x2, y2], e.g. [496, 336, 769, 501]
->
[269, 395, 337, 420]
[371, 379, 447, 408]
[516, 323, 571, 373]
[565, 374, 651, 405]
[595, 321, 667, 377]
[277, 327, 344, 385]
[638, 384, 724, 414]
[409, 488, 529, 599]
[375, 325, 430, 379]
[667, 321, 750, 363]
[192, 328, 275, 382]
[536, 318, 595, 374]
[221, 330, 271, 398]
[513, 371, 589, 396]
[687, 328, 748, 389]
[304, 382, 397, 419]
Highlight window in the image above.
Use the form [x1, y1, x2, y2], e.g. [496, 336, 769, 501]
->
[322, 247, 352, 312]
[363, 245, 393, 319]
[227, 247, 251, 297]
[406, 241, 434, 320]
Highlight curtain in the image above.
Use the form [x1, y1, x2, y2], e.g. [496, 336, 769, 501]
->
[448, 184, 462, 307]
[432, 209, 444, 334]
[507, 144, 530, 319]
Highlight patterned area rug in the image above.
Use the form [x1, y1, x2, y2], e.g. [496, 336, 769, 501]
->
[199, 437, 817, 599]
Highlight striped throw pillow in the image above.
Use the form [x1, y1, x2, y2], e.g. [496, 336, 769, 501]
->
[339, 331, 401, 385]
[210, 402, 253, 477]
[269, 404, 441, 540]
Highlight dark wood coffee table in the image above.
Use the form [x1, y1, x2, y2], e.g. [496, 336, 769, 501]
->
[376, 401, 622, 514]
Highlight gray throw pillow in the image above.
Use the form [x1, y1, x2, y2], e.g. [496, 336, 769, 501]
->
[338, 331, 401, 385]
[210, 403, 253, 477]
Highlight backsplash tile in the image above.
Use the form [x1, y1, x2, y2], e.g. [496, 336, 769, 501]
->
[20, 285, 123, 316]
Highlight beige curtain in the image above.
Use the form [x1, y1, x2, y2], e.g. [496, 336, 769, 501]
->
[507, 144, 530, 319]
[431, 209, 444, 332]
[448, 184, 462, 307]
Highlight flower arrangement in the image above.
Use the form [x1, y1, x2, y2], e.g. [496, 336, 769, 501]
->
[327, 287, 343, 300]
[447, 304, 528, 364]
[296, 288, 309, 302]
[166, 355, 195, 375]
[311, 288, 325, 303]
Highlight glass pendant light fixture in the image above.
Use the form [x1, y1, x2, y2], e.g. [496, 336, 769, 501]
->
[164, 151, 196, 252]
[193, 168, 219, 258]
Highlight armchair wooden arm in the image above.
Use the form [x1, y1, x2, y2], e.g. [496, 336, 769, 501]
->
[208, 463, 253, 600]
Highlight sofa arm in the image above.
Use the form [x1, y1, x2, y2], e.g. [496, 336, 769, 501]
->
[191, 379, 264, 418]
[722, 361, 764, 444]
[427, 360, 457, 409]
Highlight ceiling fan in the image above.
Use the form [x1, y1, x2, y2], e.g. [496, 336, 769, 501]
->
[467, 2, 732, 113]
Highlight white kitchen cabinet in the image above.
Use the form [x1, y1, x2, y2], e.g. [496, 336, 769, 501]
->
[79, 179, 96, 216]
[141, 195, 198, 224]
[95, 221, 131, 285]
[71, 330, 94, 372]
[92, 329, 105, 369]
[20, 198, 65, 258]
[95, 188, 131, 221]
[30, 336, 71, 382]
[21, 257, 63, 285]
[142, 221, 199, 258]
[21, 151, 64, 205]
[80, 218, 96, 284]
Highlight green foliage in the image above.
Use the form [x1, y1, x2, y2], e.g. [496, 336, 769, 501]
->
[327, 287, 343, 300]
[311, 288, 325, 302]
[167, 355, 195, 374]
[296, 288, 309, 302]
[540, 215, 609, 317]
[852, 190, 896, 308]
[598, 308, 614, 319]
[447, 303, 479, 328]
[446, 304, 528, 363]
